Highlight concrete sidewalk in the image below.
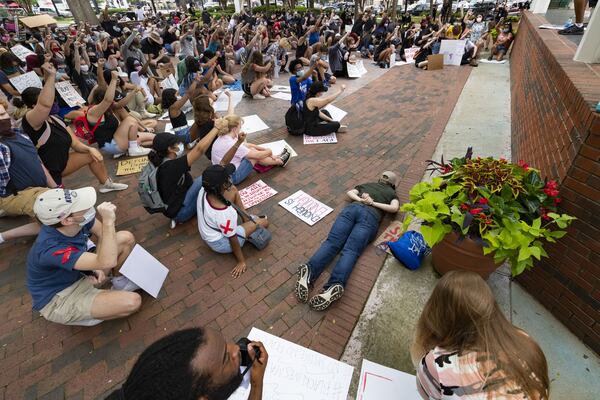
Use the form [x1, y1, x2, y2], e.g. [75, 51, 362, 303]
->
[341, 62, 600, 399]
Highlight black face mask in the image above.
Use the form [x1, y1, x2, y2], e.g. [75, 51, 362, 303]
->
[0, 118, 12, 135]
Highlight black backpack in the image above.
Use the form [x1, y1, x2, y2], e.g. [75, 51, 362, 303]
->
[285, 105, 304, 136]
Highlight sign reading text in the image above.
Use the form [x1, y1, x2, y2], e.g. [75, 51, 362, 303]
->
[239, 180, 278, 209]
[279, 190, 333, 226]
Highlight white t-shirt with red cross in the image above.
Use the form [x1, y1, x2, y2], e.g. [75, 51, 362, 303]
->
[197, 188, 239, 243]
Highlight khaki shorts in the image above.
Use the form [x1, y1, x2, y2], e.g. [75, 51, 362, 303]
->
[0, 187, 49, 217]
[39, 277, 102, 324]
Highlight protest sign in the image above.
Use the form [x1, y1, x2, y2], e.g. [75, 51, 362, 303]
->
[323, 104, 347, 122]
[10, 44, 34, 62]
[427, 54, 444, 70]
[258, 139, 297, 158]
[239, 180, 278, 209]
[356, 359, 420, 400]
[10, 71, 42, 93]
[20, 14, 57, 28]
[242, 115, 269, 134]
[160, 74, 178, 90]
[213, 90, 243, 112]
[120, 244, 169, 298]
[229, 328, 353, 400]
[271, 91, 292, 101]
[55, 81, 86, 107]
[439, 40, 466, 66]
[116, 157, 149, 176]
[279, 190, 333, 226]
[357, 60, 367, 75]
[271, 85, 291, 92]
[304, 133, 337, 144]
[157, 63, 175, 78]
[404, 46, 420, 64]
[374, 220, 404, 254]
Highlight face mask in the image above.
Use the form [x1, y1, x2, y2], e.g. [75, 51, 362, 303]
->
[296, 69, 304, 77]
[3, 66, 17, 74]
[186, 36, 193, 42]
[80, 64, 89, 73]
[135, 65, 142, 71]
[476, 17, 483, 22]
[78, 207, 96, 226]
[503, 28, 510, 33]
[0, 117, 11, 134]
[175, 143, 184, 157]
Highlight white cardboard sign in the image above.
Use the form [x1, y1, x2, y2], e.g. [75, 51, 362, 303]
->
[55, 81, 86, 107]
[323, 104, 347, 122]
[119, 244, 169, 298]
[270, 84, 291, 92]
[10, 71, 43, 93]
[304, 133, 337, 144]
[356, 359, 421, 400]
[10, 44, 34, 62]
[439, 40, 466, 66]
[271, 91, 292, 101]
[404, 46, 420, 64]
[347, 61, 363, 78]
[258, 139, 297, 157]
[160, 74, 179, 90]
[242, 114, 269, 134]
[228, 328, 353, 400]
[279, 190, 333, 226]
[239, 179, 278, 209]
[213, 90, 243, 112]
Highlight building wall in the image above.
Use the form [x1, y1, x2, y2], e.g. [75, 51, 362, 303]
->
[511, 12, 600, 354]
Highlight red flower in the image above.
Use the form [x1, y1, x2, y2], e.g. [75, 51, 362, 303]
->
[542, 214, 551, 221]
[484, 219, 493, 225]
[544, 188, 559, 197]
[545, 180, 558, 190]
[479, 197, 489, 205]
[441, 165, 452, 174]
[554, 197, 562, 205]
[460, 203, 470, 211]
[518, 159, 529, 171]
[470, 208, 483, 215]
[479, 213, 486, 218]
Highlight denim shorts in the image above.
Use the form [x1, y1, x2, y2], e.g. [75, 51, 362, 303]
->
[173, 125, 191, 144]
[231, 158, 254, 185]
[206, 225, 246, 253]
[101, 139, 125, 155]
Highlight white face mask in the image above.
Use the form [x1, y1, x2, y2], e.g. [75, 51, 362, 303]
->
[296, 69, 305, 77]
[176, 143, 184, 157]
[80, 64, 89, 73]
[78, 207, 96, 227]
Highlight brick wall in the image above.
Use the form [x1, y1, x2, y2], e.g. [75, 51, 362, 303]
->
[511, 12, 600, 354]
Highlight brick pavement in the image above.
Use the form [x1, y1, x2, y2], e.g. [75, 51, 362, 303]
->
[0, 64, 470, 399]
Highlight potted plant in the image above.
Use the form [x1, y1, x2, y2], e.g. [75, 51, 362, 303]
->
[400, 148, 576, 279]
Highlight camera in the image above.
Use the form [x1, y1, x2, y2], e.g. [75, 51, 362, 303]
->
[236, 337, 261, 367]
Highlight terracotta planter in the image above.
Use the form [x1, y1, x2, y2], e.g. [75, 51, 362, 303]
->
[431, 231, 500, 280]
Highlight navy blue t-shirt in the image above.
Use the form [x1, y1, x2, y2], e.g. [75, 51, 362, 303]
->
[26, 220, 94, 310]
[289, 75, 312, 108]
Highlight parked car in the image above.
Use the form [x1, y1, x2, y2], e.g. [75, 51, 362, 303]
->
[410, 3, 431, 15]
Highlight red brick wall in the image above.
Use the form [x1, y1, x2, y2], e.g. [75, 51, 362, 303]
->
[511, 13, 600, 354]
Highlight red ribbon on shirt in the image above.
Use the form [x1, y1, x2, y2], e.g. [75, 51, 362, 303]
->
[52, 246, 79, 265]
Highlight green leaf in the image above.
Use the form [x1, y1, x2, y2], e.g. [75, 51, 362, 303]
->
[431, 177, 444, 189]
[530, 246, 542, 260]
[518, 247, 531, 262]
[409, 182, 432, 201]
[532, 218, 541, 230]
[420, 221, 451, 247]
[548, 230, 567, 239]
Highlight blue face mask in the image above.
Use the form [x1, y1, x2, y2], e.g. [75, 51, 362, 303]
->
[3, 66, 17, 74]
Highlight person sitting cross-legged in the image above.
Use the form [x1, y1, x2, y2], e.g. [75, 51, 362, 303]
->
[294, 171, 400, 310]
[27, 187, 142, 326]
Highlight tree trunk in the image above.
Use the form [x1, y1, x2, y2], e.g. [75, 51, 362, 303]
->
[65, 0, 99, 25]
[308, 0, 314, 8]
[390, 0, 398, 19]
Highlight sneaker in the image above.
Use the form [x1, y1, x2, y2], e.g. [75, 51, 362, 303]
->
[112, 276, 140, 292]
[253, 94, 266, 100]
[112, 152, 126, 159]
[65, 319, 103, 326]
[294, 264, 311, 303]
[99, 178, 128, 193]
[280, 148, 291, 167]
[170, 219, 177, 229]
[309, 284, 344, 311]
[140, 110, 158, 119]
[558, 24, 584, 35]
[128, 146, 152, 157]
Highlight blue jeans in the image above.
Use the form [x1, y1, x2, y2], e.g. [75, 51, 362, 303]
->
[308, 203, 380, 288]
[174, 176, 203, 223]
[207, 225, 246, 253]
[231, 158, 254, 185]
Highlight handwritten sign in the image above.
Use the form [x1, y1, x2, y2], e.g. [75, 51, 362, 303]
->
[404, 46, 420, 64]
[242, 115, 269, 134]
[55, 81, 85, 107]
[347, 60, 366, 78]
[303, 133, 337, 144]
[213, 90, 243, 112]
[270, 84, 291, 93]
[9, 71, 42, 93]
[374, 220, 404, 254]
[239, 180, 278, 209]
[439, 40, 466, 66]
[258, 140, 297, 158]
[116, 156, 149, 176]
[228, 328, 353, 400]
[160, 74, 178, 90]
[279, 190, 333, 226]
[10, 44, 34, 62]
[357, 359, 420, 400]
[323, 104, 347, 122]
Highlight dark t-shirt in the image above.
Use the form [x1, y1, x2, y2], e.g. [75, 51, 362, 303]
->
[22, 115, 72, 185]
[193, 120, 215, 159]
[71, 69, 97, 101]
[157, 156, 193, 218]
[355, 181, 398, 220]
[163, 30, 177, 45]
[141, 37, 162, 58]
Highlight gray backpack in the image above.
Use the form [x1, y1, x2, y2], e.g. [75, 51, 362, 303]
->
[138, 161, 166, 214]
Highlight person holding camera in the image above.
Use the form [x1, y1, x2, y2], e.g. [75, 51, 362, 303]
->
[106, 327, 269, 400]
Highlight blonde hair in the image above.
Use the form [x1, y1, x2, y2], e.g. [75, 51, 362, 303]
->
[217, 115, 242, 136]
[412, 271, 549, 399]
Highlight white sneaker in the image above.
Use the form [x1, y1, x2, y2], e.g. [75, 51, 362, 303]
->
[113, 152, 126, 159]
[99, 178, 128, 193]
[112, 276, 140, 292]
[187, 139, 198, 149]
[253, 94, 266, 100]
[0, 209, 6, 218]
[128, 146, 152, 157]
[65, 318, 103, 326]
[141, 110, 158, 119]
[170, 219, 177, 229]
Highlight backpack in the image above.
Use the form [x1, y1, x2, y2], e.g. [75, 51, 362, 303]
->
[285, 104, 304, 136]
[72, 108, 103, 145]
[138, 161, 167, 214]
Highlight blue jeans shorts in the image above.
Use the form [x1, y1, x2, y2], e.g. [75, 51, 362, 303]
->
[206, 225, 246, 253]
[231, 158, 254, 185]
[101, 139, 125, 155]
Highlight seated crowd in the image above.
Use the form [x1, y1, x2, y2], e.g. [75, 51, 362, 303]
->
[0, 4, 540, 400]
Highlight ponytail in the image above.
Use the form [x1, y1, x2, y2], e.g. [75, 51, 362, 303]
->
[148, 149, 167, 167]
[10, 97, 28, 121]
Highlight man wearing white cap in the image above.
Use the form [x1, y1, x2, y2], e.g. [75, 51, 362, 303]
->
[294, 171, 400, 311]
[27, 187, 142, 326]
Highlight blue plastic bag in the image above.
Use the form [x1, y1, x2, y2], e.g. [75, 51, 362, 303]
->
[388, 230, 430, 270]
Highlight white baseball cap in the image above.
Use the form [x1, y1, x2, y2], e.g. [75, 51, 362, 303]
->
[381, 171, 398, 186]
[34, 187, 97, 226]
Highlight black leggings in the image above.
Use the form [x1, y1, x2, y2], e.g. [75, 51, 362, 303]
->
[305, 110, 340, 137]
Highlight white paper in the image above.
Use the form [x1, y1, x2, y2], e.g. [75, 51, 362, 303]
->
[394, 61, 410, 67]
[347, 62, 361, 78]
[228, 328, 353, 400]
[258, 139, 297, 157]
[10, 44, 34, 62]
[119, 244, 169, 298]
[356, 359, 421, 400]
[279, 190, 333, 226]
[404, 46, 420, 64]
[214, 90, 244, 112]
[164, 119, 193, 133]
[242, 114, 269, 134]
[304, 133, 337, 144]
[439, 40, 466, 66]
[323, 104, 347, 122]
[55, 81, 86, 107]
[10, 71, 43, 93]
[239, 180, 278, 209]
[357, 60, 367, 75]
[160, 74, 179, 90]
[479, 59, 508, 64]
[389, 52, 396, 66]
[270, 84, 291, 93]
[271, 91, 292, 101]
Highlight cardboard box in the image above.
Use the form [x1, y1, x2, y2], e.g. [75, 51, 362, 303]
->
[427, 54, 444, 70]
